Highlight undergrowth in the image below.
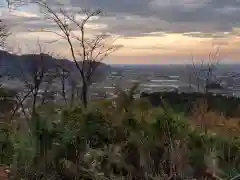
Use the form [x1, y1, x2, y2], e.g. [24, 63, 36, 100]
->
[0, 91, 240, 180]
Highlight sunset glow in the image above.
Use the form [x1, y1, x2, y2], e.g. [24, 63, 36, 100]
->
[1, 0, 240, 64]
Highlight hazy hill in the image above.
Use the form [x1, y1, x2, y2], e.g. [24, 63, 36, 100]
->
[0, 50, 111, 82]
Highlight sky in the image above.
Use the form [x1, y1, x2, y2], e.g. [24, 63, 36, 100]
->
[1, 0, 240, 64]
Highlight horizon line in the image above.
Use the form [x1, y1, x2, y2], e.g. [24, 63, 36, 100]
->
[108, 63, 240, 66]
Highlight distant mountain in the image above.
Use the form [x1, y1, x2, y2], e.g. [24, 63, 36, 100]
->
[0, 50, 111, 82]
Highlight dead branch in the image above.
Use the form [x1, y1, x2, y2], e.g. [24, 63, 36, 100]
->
[36, 1, 121, 107]
[189, 47, 221, 94]
[0, 20, 10, 48]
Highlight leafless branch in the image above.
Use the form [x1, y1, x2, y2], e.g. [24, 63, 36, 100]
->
[5, 0, 25, 9]
[36, 1, 121, 107]
[0, 20, 10, 49]
[189, 47, 221, 94]
[13, 40, 55, 119]
[55, 61, 70, 105]
[11, 90, 32, 121]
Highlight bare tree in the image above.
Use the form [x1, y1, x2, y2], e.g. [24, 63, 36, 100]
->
[0, 20, 6, 78]
[204, 47, 221, 93]
[37, 1, 121, 107]
[11, 41, 57, 121]
[189, 47, 221, 94]
[55, 61, 70, 106]
[188, 54, 204, 93]
[0, 20, 9, 49]
[5, 0, 26, 9]
[53, 54, 82, 107]
[27, 42, 58, 116]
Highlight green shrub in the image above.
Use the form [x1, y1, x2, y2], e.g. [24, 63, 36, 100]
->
[1, 96, 239, 180]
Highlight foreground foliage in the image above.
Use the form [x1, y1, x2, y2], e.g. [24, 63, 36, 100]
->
[0, 89, 240, 180]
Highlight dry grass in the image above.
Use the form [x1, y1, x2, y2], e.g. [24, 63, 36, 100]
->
[190, 99, 240, 137]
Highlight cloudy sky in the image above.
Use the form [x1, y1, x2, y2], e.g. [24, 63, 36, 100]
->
[1, 0, 240, 64]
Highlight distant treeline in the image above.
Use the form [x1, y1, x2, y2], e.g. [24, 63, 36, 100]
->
[141, 92, 240, 117]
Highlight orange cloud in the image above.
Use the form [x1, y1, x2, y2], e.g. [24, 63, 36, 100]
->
[7, 30, 240, 64]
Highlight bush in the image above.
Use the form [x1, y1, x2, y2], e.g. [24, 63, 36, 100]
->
[0, 95, 239, 180]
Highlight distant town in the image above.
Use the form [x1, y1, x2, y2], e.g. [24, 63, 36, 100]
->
[2, 64, 240, 106]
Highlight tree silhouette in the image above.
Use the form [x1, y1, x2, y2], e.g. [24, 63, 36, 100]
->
[37, 1, 121, 107]
[0, 20, 9, 49]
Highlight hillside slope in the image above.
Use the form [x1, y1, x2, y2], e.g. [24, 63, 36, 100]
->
[0, 50, 111, 82]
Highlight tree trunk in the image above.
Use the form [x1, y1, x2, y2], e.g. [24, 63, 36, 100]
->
[205, 78, 209, 94]
[81, 81, 88, 108]
[188, 75, 191, 89]
[32, 90, 38, 118]
[61, 79, 67, 105]
[70, 86, 75, 107]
